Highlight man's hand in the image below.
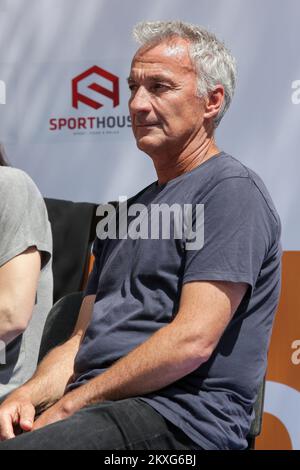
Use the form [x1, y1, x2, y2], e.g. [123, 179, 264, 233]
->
[32, 391, 83, 431]
[0, 294, 96, 441]
[0, 390, 36, 441]
[32, 403, 68, 431]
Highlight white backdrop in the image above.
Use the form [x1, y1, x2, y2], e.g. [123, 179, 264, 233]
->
[0, 0, 300, 449]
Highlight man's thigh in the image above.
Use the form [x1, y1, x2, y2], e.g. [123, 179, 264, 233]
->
[0, 397, 197, 450]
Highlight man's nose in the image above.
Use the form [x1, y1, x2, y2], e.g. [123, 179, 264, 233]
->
[129, 87, 152, 113]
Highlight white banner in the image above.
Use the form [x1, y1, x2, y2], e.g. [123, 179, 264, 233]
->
[0, 0, 299, 250]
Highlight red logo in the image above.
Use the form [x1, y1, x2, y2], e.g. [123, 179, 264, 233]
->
[72, 65, 119, 110]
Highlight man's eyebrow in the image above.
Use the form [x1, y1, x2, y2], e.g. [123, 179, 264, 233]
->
[127, 74, 174, 83]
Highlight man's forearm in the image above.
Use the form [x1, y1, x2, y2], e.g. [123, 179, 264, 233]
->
[17, 334, 81, 411]
[61, 320, 206, 412]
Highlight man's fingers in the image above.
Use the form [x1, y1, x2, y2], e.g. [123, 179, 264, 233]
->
[19, 403, 35, 432]
[0, 414, 16, 441]
[32, 411, 51, 431]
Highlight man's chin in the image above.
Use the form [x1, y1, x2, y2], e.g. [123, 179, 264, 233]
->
[136, 136, 160, 153]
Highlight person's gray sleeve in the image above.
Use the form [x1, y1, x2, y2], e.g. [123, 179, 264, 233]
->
[0, 169, 52, 269]
[183, 177, 278, 289]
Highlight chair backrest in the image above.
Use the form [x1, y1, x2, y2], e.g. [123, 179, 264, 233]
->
[38, 291, 83, 362]
[44, 198, 97, 303]
[246, 379, 266, 449]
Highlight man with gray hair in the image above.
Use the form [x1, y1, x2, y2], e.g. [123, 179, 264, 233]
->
[0, 21, 281, 450]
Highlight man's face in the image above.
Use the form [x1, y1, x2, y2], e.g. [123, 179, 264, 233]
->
[128, 38, 206, 158]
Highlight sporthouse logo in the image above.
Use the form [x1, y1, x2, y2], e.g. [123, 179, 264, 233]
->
[72, 65, 119, 110]
[49, 65, 128, 133]
[0, 79, 6, 104]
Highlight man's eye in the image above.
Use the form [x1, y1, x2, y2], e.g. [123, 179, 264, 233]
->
[152, 83, 168, 91]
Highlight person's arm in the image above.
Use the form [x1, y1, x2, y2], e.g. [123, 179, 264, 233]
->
[32, 280, 248, 430]
[0, 247, 41, 344]
[0, 294, 95, 440]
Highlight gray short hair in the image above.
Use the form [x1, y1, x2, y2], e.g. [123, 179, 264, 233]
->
[133, 21, 237, 127]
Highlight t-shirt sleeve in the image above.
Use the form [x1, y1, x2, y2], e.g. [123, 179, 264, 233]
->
[183, 177, 275, 289]
[0, 169, 52, 270]
[84, 236, 103, 296]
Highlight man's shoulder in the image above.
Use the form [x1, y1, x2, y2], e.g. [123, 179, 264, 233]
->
[181, 152, 281, 228]
[218, 154, 280, 226]
[190, 152, 251, 188]
[188, 153, 275, 202]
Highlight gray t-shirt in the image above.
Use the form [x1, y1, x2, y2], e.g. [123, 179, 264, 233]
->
[0, 168, 53, 400]
[70, 152, 282, 450]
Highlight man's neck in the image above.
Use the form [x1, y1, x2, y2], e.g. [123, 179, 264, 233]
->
[153, 137, 220, 186]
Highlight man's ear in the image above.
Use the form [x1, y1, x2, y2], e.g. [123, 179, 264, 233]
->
[203, 85, 225, 121]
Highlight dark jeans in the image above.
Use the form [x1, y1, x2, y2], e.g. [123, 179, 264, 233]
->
[0, 398, 200, 450]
